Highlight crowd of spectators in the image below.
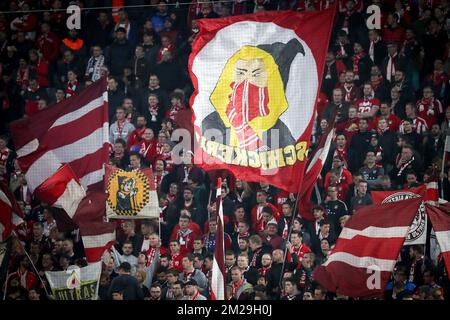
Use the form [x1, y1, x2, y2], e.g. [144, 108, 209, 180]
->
[0, 0, 450, 301]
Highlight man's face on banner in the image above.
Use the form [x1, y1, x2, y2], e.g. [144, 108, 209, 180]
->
[234, 58, 268, 88]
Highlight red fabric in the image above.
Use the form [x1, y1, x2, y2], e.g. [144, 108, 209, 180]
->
[12, 14, 38, 32]
[314, 197, 422, 298]
[425, 202, 450, 279]
[30, 59, 49, 87]
[355, 97, 380, 115]
[372, 185, 426, 204]
[189, 7, 337, 193]
[126, 128, 146, 151]
[7, 270, 37, 290]
[251, 203, 280, 231]
[416, 98, 443, 128]
[170, 226, 201, 255]
[171, 253, 184, 272]
[382, 26, 405, 45]
[36, 32, 60, 62]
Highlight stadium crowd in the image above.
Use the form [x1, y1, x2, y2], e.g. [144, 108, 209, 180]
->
[0, 0, 450, 301]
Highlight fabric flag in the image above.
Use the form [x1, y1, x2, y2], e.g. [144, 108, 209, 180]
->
[298, 120, 336, 221]
[10, 76, 109, 194]
[46, 262, 102, 300]
[0, 181, 24, 242]
[105, 165, 159, 219]
[426, 202, 450, 279]
[33, 164, 86, 218]
[211, 178, 226, 300]
[74, 192, 116, 264]
[0, 237, 12, 280]
[189, 6, 336, 192]
[372, 185, 427, 245]
[10, 77, 114, 263]
[314, 197, 423, 298]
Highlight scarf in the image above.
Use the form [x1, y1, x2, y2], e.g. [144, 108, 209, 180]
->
[258, 266, 271, 276]
[149, 104, 159, 122]
[386, 53, 397, 82]
[226, 80, 269, 150]
[66, 80, 78, 98]
[397, 156, 415, 177]
[352, 51, 366, 76]
[250, 247, 261, 267]
[145, 246, 158, 267]
[86, 55, 105, 82]
[343, 83, 354, 102]
[232, 279, 244, 298]
[282, 218, 290, 239]
[369, 38, 379, 62]
[16, 67, 29, 87]
[371, 75, 383, 90]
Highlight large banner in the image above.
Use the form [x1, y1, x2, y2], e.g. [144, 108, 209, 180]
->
[372, 186, 427, 245]
[105, 165, 159, 219]
[46, 262, 102, 300]
[189, 7, 336, 192]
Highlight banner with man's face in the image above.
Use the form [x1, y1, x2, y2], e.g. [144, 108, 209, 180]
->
[189, 8, 336, 192]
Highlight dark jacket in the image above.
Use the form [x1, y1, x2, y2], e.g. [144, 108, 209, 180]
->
[108, 274, 144, 300]
[105, 40, 134, 76]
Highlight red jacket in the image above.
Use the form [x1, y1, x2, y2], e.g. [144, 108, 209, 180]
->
[170, 227, 201, 255]
[7, 269, 38, 290]
[416, 98, 443, 128]
[251, 203, 280, 232]
[170, 253, 184, 272]
[36, 32, 60, 62]
[126, 128, 146, 151]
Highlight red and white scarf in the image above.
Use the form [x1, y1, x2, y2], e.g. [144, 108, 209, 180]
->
[66, 80, 78, 98]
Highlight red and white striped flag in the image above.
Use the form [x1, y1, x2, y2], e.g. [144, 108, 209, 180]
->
[314, 197, 423, 298]
[426, 201, 450, 280]
[0, 182, 24, 242]
[10, 77, 114, 263]
[298, 121, 336, 220]
[211, 178, 226, 300]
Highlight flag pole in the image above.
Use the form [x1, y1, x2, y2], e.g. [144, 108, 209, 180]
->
[2, 268, 9, 300]
[14, 233, 51, 298]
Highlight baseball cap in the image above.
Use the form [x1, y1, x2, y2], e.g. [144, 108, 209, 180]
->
[185, 279, 198, 286]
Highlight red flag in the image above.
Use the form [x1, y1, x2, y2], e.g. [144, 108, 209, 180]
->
[0, 182, 24, 241]
[211, 178, 226, 300]
[298, 120, 336, 221]
[189, 6, 336, 192]
[10, 78, 114, 263]
[372, 185, 427, 245]
[73, 192, 116, 264]
[426, 202, 450, 279]
[33, 164, 86, 218]
[10, 77, 109, 194]
[314, 197, 423, 298]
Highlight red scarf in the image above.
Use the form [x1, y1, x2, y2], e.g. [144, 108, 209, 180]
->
[232, 279, 244, 298]
[352, 52, 366, 76]
[16, 68, 29, 88]
[371, 75, 383, 90]
[145, 246, 158, 267]
[343, 83, 354, 102]
[66, 80, 78, 97]
[258, 266, 271, 276]
[226, 81, 269, 150]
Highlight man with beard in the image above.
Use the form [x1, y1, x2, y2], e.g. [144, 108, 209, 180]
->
[170, 214, 200, 255]
[401, 103, 428, 135]
[389, 86, 407, 120]
[109, 106, 135, 144]
[391, 69, 414, 105]
[340, 70, 361, 103]
[203, 39, 304, 151]
[369, 65, 390, 101]
[355, 82, 380, 119]
[127, 115, 147, 151]
[375, 101, 401, 133]
[140, 74, 169, 115]
[391, 146, 423, 188]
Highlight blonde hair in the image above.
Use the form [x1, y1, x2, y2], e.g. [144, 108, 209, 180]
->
[210, 46, 288, 146]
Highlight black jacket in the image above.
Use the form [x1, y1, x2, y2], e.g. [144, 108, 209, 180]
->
[108, 274, 144, 300]
[105, 40, 134, 76]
